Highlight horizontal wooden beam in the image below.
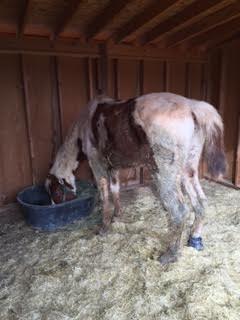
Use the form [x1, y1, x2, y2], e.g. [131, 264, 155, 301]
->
[52, 0, 83, 39]
[114, 0, 178, 43]
[165, 2, 240, 48]
[0, 36, 100, 57]
[107, 43, 207, 62]
[0, 36, 207, 62]
[86, 0, 129, 40]
[141, 0, 231, 45]
[204, 176, 240, 190]
[186, 16, 240, 49]
[17, 0, 31, 38]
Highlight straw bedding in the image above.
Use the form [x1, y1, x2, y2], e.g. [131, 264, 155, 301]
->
[0, 180, 240, 320]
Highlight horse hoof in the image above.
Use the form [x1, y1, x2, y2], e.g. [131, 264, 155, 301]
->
[112, 214, 122, 223]
[96, 225, 109, 236]
[158, 253, 178, 265]
[188, 236, 204, 251]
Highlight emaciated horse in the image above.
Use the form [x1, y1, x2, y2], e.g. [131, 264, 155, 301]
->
[46, 92, 226, 264]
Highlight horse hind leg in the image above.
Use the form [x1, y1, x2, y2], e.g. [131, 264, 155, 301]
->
[193, 172, 207, 204]
[182, 171, 206, 250]
[158, 177, 188, 265]
[150, 147, 188, 265]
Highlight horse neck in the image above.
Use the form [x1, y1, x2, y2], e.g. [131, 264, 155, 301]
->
[50, 136, 79, 191]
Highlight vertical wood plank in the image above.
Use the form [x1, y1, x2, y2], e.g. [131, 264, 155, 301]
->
[117, 58, 140, 186]
[118, 59, 139, 99]
[166, 61, 187, 95]
[235, 116, 240, 187]
[113, 59, 119, 99]
[107, 59, 116, 98]
[50, 56, 62, 160]
[0, 54, 32, 203]
[99, 43, 108, 95]
[57, 57, 89, 138]
[207, 50, 222, 109]
[187, 63, 204, 100]
[143, 60, 166, 94]
[20, 54, 34, 183]
[57, 56, 92, 181]
[87, 58, 94, 99]
[217, 44, 239, 182]
[205, 53, 222, 182]
[90, 58, 101, 98]
[22, 55, 54, 184]
[138, 60, 144, 95]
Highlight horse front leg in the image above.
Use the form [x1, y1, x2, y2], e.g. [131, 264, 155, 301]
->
[99, 176, 112, 229]
[110, 170, 122, 219]
[88, 159, 112, 232]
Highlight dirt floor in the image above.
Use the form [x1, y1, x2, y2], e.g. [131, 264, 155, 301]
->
[0, 180, 240, 320]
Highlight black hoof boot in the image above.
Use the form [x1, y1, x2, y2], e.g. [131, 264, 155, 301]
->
[188, 236, 204, 251]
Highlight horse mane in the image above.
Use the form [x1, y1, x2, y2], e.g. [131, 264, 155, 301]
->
[48, 94, 116, 189]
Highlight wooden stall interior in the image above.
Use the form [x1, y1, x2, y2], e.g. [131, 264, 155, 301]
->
[0, 0, 240, 204]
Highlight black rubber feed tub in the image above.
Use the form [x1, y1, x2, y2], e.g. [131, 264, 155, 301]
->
[17, 180, 97, 231]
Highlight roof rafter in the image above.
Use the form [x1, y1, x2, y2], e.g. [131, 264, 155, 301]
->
[52, 0, 83, 40]
[113, 0, 179, 43]
[17, 0, 31, 38]
[140, 0, 231, 45]
[186, 16, 240, 50]
[85, 0, 130, 40]
[165, 2, 240, 48]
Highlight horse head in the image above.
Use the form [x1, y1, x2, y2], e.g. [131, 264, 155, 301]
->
[45, 174, 77, 204]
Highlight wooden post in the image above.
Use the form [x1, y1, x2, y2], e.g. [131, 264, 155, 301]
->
[50, 56, 62, 161]
[17, 0, 31, 38]
[138, 60, 144, 184]
[200, 61, 208, 178]
[234, 115, 240, 187]
[99, 43, 108, 95]
[86, 58, 94, 99]
[19, 54, 35, 184]
[113, 59, 118, 99]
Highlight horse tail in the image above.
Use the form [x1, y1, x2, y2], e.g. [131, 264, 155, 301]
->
[191, 101, 226, 178]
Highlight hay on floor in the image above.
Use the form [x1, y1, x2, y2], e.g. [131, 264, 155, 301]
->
[0, 180, 240, 320]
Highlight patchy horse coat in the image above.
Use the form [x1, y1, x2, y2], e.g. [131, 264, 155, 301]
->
[46, 92, 226, 264]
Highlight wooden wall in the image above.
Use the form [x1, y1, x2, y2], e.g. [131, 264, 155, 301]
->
[207, 40, 240, 187]
[0, 50, 206, 204]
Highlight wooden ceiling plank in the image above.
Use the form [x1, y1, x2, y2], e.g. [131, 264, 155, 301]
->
[53, 0, 83, 39]
[186, 16, 240, 49]
[17, 0, 31, 38]
[166, 2, 240, 48]
[141, 0, 231, 45]
[86, 0, 130, 40]
[114, 0, 179, 43]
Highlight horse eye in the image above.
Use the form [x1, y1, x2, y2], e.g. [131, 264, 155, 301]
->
[59, 179, 64, 185]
